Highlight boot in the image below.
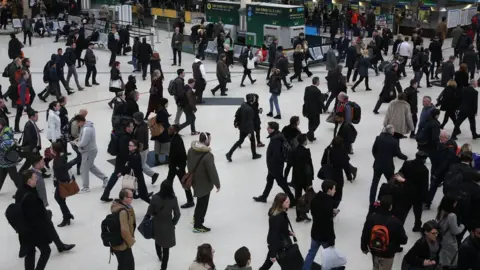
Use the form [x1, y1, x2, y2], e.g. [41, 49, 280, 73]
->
[57, 214, 74, 227]
[240, 74, 246, 87]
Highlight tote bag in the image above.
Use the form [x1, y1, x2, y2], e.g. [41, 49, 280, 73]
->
[109, 79, 122, 89]
[121, 170, 137, 190]
[277, 218, 304, 270]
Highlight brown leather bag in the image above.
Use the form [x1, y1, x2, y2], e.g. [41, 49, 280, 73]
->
[59, 179, 80, 199]
[148, 115, 164, 137]
[181, 153, 207, 190]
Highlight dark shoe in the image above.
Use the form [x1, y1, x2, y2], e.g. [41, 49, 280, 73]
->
[296, 216, 306, 222]
[412, 225, 422, 232]
[253, 196, 267, 203]
[181, 201, 195, 209]
[252, 153, 262, 160]
[351, 166, 358, 181]
[226, 153, 232, 162]
[18, 245, 27, 258]
[286, 85, 293, 90]
[193, 225, 211, 233]
[397, 247, 404, 253]
[273, 115, 282, 119]
[85, 84, 92, 87]
[366, 88, 372, 91]
[67, 91, 75, 95]
[240, 84, 246, 87]
[171, 63, 176, 66]
[58, 244, 75, 253]
[42, 173, 51, 178]
[373, 111, 379, 115]
[76, 169, 80, 175]
[220, 93, 228, 96]
[351, 87, 356, 92]
[210, 89, 215, 96]
[78, 87, 84, 91]
[427, 84, 432, 88]
[251, 79, 256, 84]
[151, 173, 159, 185]
[266, 112, 273, 117]
[473, 134, 480, 140]
[257, 142, 265, 147]
[93, 82, 100, 86]
[39, 96, 47, 102]
[57, 219, 71, 227]
[288, 182, 295, 188]
[100, 197, 113, 202]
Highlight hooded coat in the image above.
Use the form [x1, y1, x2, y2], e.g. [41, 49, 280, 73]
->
[147, 193, 181, 248]
[187, 141, 220, 198]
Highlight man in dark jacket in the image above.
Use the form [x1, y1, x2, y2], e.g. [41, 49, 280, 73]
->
[456, 32, 472, 63]
[64, 43, 83, 91]
[373, 64, 399, 114]
[370, 125, 408, 204]
[132, 112, 158, 184]
[303, 77, 325, 142]
[428, 36, 442, 80]
[266, 38, 278, 80]
[452, 80, 479, 140]
[253, 121, 295, 204]
[137, 37, 153, 80]
[361, 195, 408, 268]
[404, 79, 419, 138]
[171, 26, 183, 66]
[55, 48, 73, 95]
[226, 95, 262, 162]
[211, 54, 229, 96]
[462, 44, 477, 79]
[8, 33, 22, 60]
[336, 32, 350, 60]
[398, 151, 429, 231]
[178, 79, 199, 135]
[458, 221, 480, 270]
[84, 43, 98, 87]
[101, 120, 134, 202]
[303, 180, 339, 269]
[108, 27, 119, 67]
[441, 56, 455, 86]
[325, 66, 342, 112]
[345, 41, 358, 83]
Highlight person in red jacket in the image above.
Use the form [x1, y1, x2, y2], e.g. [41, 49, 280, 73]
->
[14, 70, 31, 132]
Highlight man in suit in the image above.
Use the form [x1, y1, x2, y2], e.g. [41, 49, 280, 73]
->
[441, 56, 455, 86]
[452, 79, 480, 140]
[266, 38, 278, 80]
[370, 125, 408, 204]
[19, 110, 50, 178]
[303, 77, 325, 142]
[336, 32, 350, 60]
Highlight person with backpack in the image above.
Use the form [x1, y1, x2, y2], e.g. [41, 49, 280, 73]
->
[226, 94, 262, 162]
[177, 78, 199, 136]
[361, 195, 408, 270]
[103, 188, 136, 270]
[253, 122, 295, 206]
[73, 115, 108, 192]
[101, 120, 134, 202]
[132, 112, 159, 184]
[187, 132, 220, 233]
[402, 221, 440, 269]
[171, 69, 186, 125]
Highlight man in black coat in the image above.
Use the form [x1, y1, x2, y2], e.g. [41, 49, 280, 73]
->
[107, 27, 119, 67]
[303, 77, 325, 142]
[8, 33, 22, 60]
[373, 64, 399, 114]
[441, 56, 455, 86]
[458, 221, 480, 270]
[370, 125, 408, 204]
[253, 121, 295, 204]
[137, 37, 153, 80]
[55, 48, 74, 94]
[226, 95, 262, 162]
[398, 151, 429, 231]
[456, 32, 472, 63]
[303, 180, 339, 269]
[462, 45, 477, 79]
[452, 80, 479, 140]
[404, 79, 419, 138]
[345, 42, 358, 83]
[335, 111, 356, 154]
[275, 50, 292, 89]
[324, 66, 342, 111]
[101, 121, 134, 202]
[266, 38, 278, 80]
[336, 32, 350, 60]
[19, 110, 49, 178]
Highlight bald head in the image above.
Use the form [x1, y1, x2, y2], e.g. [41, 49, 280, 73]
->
[439, 129, 450, 143]
[79, 109, 88, 117]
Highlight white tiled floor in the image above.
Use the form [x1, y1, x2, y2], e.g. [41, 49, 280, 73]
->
[0, 31, 477, 270]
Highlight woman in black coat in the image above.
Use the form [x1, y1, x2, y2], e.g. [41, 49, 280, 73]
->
[321, 136, 352, 208]
[259, 193, 295, 270]
[125, 91, 139, 118]
[402, 221, 441, 269]
[282, 116, 301, 182]
[291, 134, 314, 221]
[325, 65, 343, 111]
[152, 98, 171, 165]
[352, 50, 372, 92]
[108, 61, 124, 109]
[166, 124, 194, 208]
[437, 80, 460, 129]
[146, 180, 181, 270]
[123, 139, 151, 203]
[290, 44, 305, 82]
[146, 69, 164, 120]
[429, 37, 442, 79]
[51, 142, 75, 227]
[149, 52, 161, 78]
[454, 63, 469, 89]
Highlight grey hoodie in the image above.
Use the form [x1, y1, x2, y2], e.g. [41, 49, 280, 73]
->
[77, 121, 97, 153]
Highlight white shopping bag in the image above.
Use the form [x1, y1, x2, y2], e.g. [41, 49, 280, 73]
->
[322, 246, 347, 270]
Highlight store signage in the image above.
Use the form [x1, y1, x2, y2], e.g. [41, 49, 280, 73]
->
[206, 2, 239, 12]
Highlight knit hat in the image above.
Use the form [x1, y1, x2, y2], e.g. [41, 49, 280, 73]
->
[133, 112, 144, 122]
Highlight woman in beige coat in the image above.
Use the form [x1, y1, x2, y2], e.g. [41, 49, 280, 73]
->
[383, 92, 414, 139]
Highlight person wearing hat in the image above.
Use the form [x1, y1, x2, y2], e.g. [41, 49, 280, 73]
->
[133, 112, 159, 184]
[397, 151, 429, 232]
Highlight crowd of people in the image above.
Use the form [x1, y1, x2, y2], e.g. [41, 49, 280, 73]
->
[2, 6, 480, 270]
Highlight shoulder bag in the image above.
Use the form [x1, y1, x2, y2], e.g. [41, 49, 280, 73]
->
[58, 171, 80, 198]
[277, 217, 304, 270]
[121, 169, 137, 190]
[181, 153, 207, 190]
[317, 147, 334, 180]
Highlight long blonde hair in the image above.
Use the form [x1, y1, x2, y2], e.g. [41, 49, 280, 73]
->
[295, 44, 303, 53]
[270, 193, 288, 216]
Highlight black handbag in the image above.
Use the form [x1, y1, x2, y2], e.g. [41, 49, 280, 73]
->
[317, 148, 333, 180]
[277, 218, 304, 270]
[138, 215, 154, 240]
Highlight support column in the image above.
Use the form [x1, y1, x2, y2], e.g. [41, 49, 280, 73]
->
[23, 0, 31, 17]
[240, 0, 250, 9]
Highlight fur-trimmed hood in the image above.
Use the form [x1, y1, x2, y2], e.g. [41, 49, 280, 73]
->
[191, 141, 211, 153]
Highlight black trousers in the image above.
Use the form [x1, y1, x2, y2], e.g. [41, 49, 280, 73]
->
[172, 48, 182, 64]
[295, 186, 309, 217]
[109, 49, 117, 67]
[261, 172, 295, 202]
[166, 164, 194, 203]
[241, 68, 254, 84]
[441, 110, 456, 128]
[113, 248, 135, 270]
[452, 113, 477, 138]
[155, 244, 170, 270]
[72, 145, 82, 172]
[23, 30, 32, 46]
[197, 43, 206, 60]
[15, 104, 27, 131]
[54, 186, 71, 219]
[226, 50, 234, 66]
[411, 113, 418, 134]
[325, 93, 337, 112]
[352, 76, 369, 89]
[194, 193, 210, 227]
[0, 166, 20, 191]
[346, 67, 354, 82]
[212, 81, 227, 95]
[266, 63, 274, 79]
[85, 64, 97, 84]
[194, 81, 206, 102]
[373, 97, 385, 113]
[102, 162, 123, 198]
[369, 169, 394, 204]
[178, 108, 196, 133]
[307, 114, 320, 140]
[228, 131, 256, 156]
[24, 243, 51, 270]
[140, 62, 149, 79]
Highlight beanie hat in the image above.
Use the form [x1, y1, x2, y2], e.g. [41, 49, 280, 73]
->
[133, 112, 144, 122]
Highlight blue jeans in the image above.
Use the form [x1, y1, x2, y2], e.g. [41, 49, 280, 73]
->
[132, 56, 138, 71]
[414, 70, 423, 84]
[269, 94, 280, 115]
[303, 240, 329, 270]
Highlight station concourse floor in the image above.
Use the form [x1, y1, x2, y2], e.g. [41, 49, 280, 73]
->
[0, 31, 476, 269]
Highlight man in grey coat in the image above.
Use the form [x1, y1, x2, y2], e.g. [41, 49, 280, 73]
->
[451, 25, 463, 57]
[73, 115, 108, 192]
[226, 95, 262, 162]
[187, 132, 220, 233]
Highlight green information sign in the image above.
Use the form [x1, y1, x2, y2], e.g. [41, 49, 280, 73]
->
[206, 1, 241, 25]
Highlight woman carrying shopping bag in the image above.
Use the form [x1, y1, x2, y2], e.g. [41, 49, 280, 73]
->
[108, 61, 124, 109]
[240, 45, 257, 87]
[120, 139, 152, 203]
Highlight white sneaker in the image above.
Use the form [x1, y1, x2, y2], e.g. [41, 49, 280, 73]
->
[80, 187, 90, 193]
[102, 177, 109, 188]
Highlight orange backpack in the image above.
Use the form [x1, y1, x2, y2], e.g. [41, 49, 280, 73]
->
[369, 224, 390, 252]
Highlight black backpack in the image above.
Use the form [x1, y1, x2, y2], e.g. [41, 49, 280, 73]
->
[43, 62, 50, 82]
[62, 117, 77, 141]
[5, 193, 29, 234]
[443, 166, 464, 195]
[107, 131, 119, 156]
[348, 101, 362, 124]
[101, 208, 127, 247]
[2, 62, 12, 78]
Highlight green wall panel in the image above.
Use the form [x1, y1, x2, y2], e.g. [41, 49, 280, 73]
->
[206, 1, 241, 25]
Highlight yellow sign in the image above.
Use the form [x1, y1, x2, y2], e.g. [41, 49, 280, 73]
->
[150, 8, 177, 19]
